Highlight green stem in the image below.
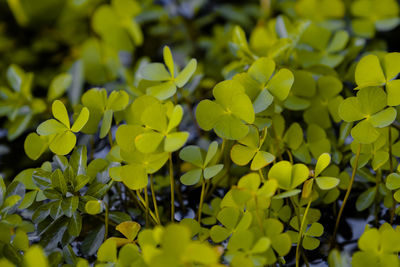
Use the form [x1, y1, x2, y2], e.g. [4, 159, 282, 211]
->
[332, 143, 362, 246]
[389, 125, 394, 172]
[150, 174, 161, 224]
[375, 169, 381, 227]
[169, 153, 175, 221]
[258, 169, 265, 181]
[108, 130, 113, 147]
[198, 178, 206, 223]
[134, 189, 158, 225]
[296, 197, 312, 267]
[205, 139, 229, 199]
[389, 126, 396, 224]
[216, 139, 226, 163]
[144, 187, 149, 227]
[286, 149, 293, 164]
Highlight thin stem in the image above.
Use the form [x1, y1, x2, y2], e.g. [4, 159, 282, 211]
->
[144, 187, 149, 227]
[296, 197, 312, 267]
[286, 149, 293, 164]
[104, 202, 109, 240]
[203, 179, 210, 199]
[258, 169, 265, 181]
[134, 189, 158, 225]
[332, 143, 362, 246]
[391, 194, 396, 225]
[389, 126, 396, 224]
[198, 178, 206, 223]
[169, 153, 175, 221]
[205, 139, 229, 199]
[302, 252, 310, 267]
[216, 139, 226, 164]
[150, 174, 161, 224]
[205, 169, 228, 200]
[374, 170, 381, 227]
[108, 131, 113, 147]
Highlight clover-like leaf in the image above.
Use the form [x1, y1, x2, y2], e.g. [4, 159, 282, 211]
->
[230, 126, 274, 170]
[304, 75, 344, 129]
[179, 141, 223, 185]
[297, 24, 349, 68]
[140, 46, 197, 100]
[35, 100, 89, 155]
[351, 0, 400, 38]
[268, 161, 309, 190]
[236, 57, 294, 113]
[339, 87, 396, 144]
[24, 133, 49, 160]
[132, 99, 188, 153]
[196, 80, 255, 140]
[81, 88, 129, 138]
[355, 53, 400, 106]
[352, 223, 400, 267]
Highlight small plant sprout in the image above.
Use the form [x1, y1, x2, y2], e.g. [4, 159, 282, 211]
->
[179, 141, 223, 222]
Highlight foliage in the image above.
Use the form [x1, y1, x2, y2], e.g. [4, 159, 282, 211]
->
[1, 0, 400, 266]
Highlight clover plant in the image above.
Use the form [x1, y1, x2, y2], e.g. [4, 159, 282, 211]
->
[2, 0, 400, 266]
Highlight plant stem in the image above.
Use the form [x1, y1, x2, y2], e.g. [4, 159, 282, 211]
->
[144, 187, 149, 227]
[389, 126, 396, 224]
[133, 189, 158, 225]
[332, 143, 362, 246]
[198, 178, 206, 223]
[258, 169, 265, 181]
[286, 149, 293, 164]
[389, 125, 394, 172]
[374, 169, 381, 227]
[217, 138, 226, 163]
[205, 139, 230, 199]
[108, 130, 113, 147]
[296, 197, 312, 267]
[150, 174, 161, 224]
[169, 153, 175, 221]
